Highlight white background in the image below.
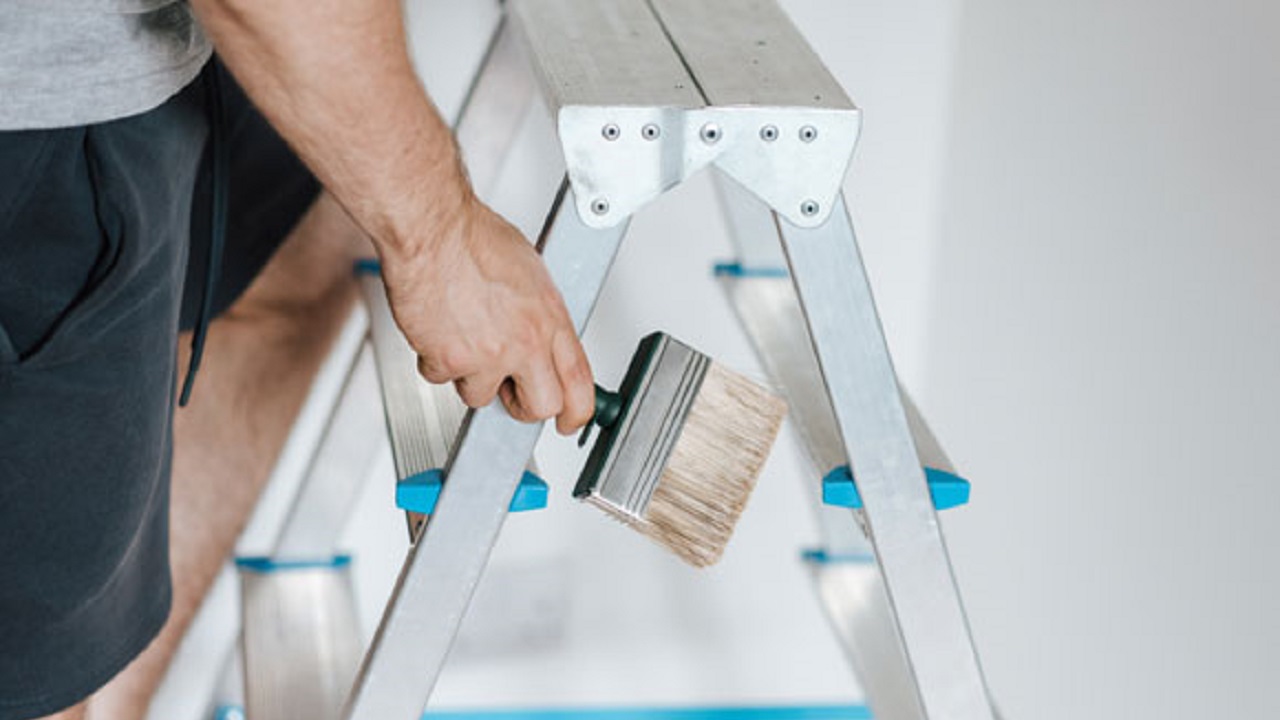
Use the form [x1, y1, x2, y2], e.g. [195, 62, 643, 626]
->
[156, 2, 1280, 719]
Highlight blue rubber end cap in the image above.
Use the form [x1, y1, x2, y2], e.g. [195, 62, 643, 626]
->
[353, 258, 382, 276]
[712, 261, 789, 278]
[800, 548, 875, 565]
[234, 555, 352, 573]
[396, 469, 548, 514]
[821, 465, 970, 511]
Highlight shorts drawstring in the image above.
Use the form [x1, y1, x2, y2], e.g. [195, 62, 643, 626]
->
[179, 59, 228, 406]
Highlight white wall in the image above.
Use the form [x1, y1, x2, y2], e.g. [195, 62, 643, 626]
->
[928, 0, 1280, 718]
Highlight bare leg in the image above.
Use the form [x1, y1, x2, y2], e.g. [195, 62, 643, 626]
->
[33, 703, 87, 720]
[87, 193, 369, 720]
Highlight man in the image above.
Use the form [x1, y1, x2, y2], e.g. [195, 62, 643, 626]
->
[0, 1, 595, 718]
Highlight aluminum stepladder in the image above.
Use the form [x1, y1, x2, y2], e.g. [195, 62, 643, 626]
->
[324, 1, 999, 719]
[193, 1, 997, 718]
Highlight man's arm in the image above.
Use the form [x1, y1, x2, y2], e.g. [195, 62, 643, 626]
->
[190, 0, 594, 434]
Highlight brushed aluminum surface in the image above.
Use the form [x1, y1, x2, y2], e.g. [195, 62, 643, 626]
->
[648, 0, 854, 111]
[778, 195, 995, 719]
[591, 335, 711, 518]
[341, 186, 629, 720]
[241, 564, 362, 720]
[359, 272, 469, 485]
[511, 0, 858, 229]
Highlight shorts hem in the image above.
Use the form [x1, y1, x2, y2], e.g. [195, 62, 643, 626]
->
[0, 586, 171, 720]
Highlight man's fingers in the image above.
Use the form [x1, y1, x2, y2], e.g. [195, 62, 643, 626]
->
[454, 372, 505, 409]
[551, 329, 594, 435]
[503, 354, 563, 423]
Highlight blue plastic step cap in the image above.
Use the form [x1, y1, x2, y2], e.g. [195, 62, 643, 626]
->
[353, 257, 382, 276]
[822, 465, 970, 510]
[712, 261, 789, 278]
[233, 555, 352, 574]
[397, 469, 548, 514]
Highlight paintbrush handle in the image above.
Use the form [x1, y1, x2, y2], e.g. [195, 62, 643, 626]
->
[578, 385, 623, 448]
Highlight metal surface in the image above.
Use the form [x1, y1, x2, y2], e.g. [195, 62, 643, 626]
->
[276, 342, 384, 557]
[510, 0, 858, 229]
[808, 560, 927, 720]
[647, 0, 853, 110]
[195, 309, 374, 720]
[580, 334, 711, 519]
[712, 172, 789, 271]
[341, 186, 629, 720]
[778, 194, 994, 719]
[240, 563, 362, 720]
[455, 19, 538, 201]
[358, 271, 470, 485]
[647, 0, 861, 228]
[510, 0, 704, 111]
[511, 0, 705, 227]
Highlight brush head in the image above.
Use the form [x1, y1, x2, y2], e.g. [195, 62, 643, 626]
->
[575, 333, 787, 567]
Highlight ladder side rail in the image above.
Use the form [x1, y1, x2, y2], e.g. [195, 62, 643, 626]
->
[455, 17, 538, 200]
[711, 171, 789, 274]
[777, 194, 995, 720]
[341, 184, 630, 720]
[714, 172, 959, 720]
[275, 338, 385, 557]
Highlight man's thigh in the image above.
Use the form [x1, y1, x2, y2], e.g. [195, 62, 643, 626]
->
[0, 87, 206, 719]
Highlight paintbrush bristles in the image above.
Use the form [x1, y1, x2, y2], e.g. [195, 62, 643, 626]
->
[589, 362, 787, 567]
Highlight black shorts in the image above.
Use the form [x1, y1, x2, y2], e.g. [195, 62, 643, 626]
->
[0, 59, 319, 719]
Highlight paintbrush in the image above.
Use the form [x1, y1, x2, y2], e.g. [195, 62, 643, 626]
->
[574, 332, 787, 567]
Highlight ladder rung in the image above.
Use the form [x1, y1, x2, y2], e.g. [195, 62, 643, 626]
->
[821, 466, 971, 512]
[396, 470, 549, 514]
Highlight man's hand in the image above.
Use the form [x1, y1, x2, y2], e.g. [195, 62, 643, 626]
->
[381, 194, 594, 434]
[190, 0, 596, 433]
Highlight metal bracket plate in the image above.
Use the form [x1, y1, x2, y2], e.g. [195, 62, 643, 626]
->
[512, 0, 860, 229]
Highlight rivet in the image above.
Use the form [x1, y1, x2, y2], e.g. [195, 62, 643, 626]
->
[642, 123, 662, 140]
[602, 124, 621, 141]
[760, 125, 779, 142]
[800, 200, 820, 217]
[800, 125, 818, 143]
[591, 198, 610, 215]
[700, 123, 722, 144]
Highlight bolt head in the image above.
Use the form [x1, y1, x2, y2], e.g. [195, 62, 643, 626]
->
[800, 125, 818, 143]
[642, 123, 662, 140]
[800, 200, 820, 216]
[602, 123, 621, 141]
[760, 125, 779, 142]
[591, 198, 610, 215]
[700, 123, 722, 144]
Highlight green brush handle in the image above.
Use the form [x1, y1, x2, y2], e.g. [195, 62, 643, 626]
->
[578, 385, 623, 447]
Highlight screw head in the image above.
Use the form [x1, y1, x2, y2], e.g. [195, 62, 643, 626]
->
[602, 123, 621, 141]
[700, 123, 722, 144]
[760, 124, 779, 142]
[800, 200, 820, 217]
[642, 123, 662, 140]
[591, 198, 610, 216]
[799, 125, 818, 143]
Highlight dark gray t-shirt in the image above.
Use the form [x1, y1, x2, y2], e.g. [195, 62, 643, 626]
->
[0, 0, 212, 130]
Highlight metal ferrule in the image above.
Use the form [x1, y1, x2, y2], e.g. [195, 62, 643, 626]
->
[575, 333, 711, 520]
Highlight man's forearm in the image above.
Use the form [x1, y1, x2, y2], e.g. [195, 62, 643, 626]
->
[191, 0, 466, 257]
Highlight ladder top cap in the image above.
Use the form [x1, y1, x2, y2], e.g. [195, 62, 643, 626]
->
[511, 0, 855, 112]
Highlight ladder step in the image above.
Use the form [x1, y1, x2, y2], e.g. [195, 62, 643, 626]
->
[214, 705, 875, 720]
[235, 555, 361, 720]
[820, 466, 970, 511]
[396, 470, 549, 514]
